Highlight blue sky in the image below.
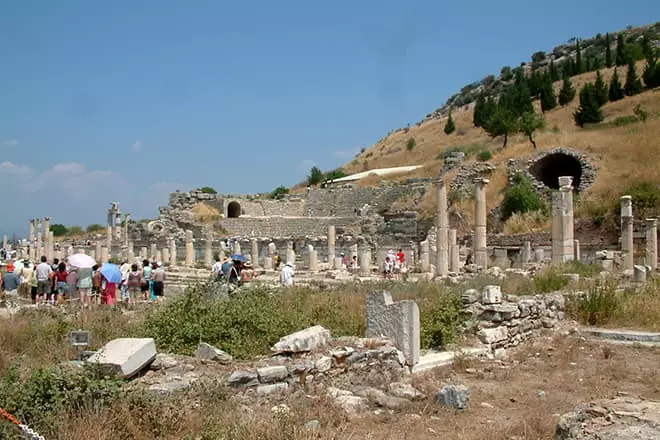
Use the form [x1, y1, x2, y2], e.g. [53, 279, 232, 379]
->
[1, 0, 658, 235]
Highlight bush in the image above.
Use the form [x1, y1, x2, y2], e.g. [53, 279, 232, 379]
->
[568, 280, 620, 326]
[406, 138, 416, 151]
[417, 288, 464, 348]
[270, 185, 289, 199]
[199, 186, 217, 194]
[501, 174, 544, 220]
[533, 267, 570, 293]
[86, 224, 105, 233]
[307, 166, 324, 186]
[477, 150, 492, 161]
[49, 224, 68, 237]
[618, 181, 660, 219]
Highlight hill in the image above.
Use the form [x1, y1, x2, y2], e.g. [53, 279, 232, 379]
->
[333, 23, 660, 233]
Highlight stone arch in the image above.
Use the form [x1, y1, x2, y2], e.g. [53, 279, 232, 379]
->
[526, 148, 596, 192]
[227, 201, 241, 218]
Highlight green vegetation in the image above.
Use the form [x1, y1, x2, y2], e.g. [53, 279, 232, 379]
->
[198, 186, 217, 194]
[608, 68, 625, 101]
[501, 173, 544, 220]
[574, 82, 604, 127]
[605, 33, 613, 67]
[568, 280, 620, 326]
[324, 168, 348, 181]
[594, 70, 609, 106]
[477, 150, 492, 161]
[558, 74, 576, 106]
[617, 181, 660, 219]
[624, 62, 643, 96]
[520, 111, 545, 149]
[49, 224, 68, 237]
[86, 224, 105, 233]
[406, 137, 416, 151]
[634, 103, 649, 122]
[270, 185, 289, 199]
[307, 166, 324, 186]
[444, 111, 456, 134]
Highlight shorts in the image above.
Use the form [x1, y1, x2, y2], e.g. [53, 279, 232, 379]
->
[152, 281, 164, 296]
[79, 287, 92, 298]
[37, 280, 50, 295]
[31, 286, 38, 302]
[56, 281, 69, 295]
[140, 282, 150, 292]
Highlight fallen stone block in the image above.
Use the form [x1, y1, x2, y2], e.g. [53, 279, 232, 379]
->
[335, 395, 368, 416]
[228, 370, 258, 387]
[315, 356, 332, 373]
[388, 382, 426, 400]
[481, 285, 502, 305]
[478, 326, 508, 344]
[193, 342, 233, 364]
[257, 366, 289, 384]
[87, 338, 157, 378]
[354, 386, 410, 410]
[150, 353, 179, 370]
[271, 325, 331, 354]
[436, 384, 470, 410]
[256, 382, 289, 396]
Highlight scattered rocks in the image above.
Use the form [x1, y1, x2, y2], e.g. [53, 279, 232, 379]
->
[271, 325, 331, 354]
[354, 387, 410, 410]
[257, 366, 289, 384]
[228, 370, 258, 387]
[388, 382, 425, 400]
[436, 384, 471, 410]
[315, 356, 333, 373]
[193, 342, 232, 364]
[256, 382, 289, 396]
[150, 353, 179, 370]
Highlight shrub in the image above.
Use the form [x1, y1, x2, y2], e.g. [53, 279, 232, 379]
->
[477, 150, 492, 161]
[86, 224, 105, 233]
[633, 104, 648, 122]
[533, 267, 570, 293]
[406, 138, 416, 151]
[501, 174, 544, 220]
[418, 289, 464, 348]
[68, 226, 84, 235]
[49, 224, 68, 237]
[199, 186, 217, 194]
[307, 166, 324, 186]
[270, 185, 289, 199]
[568, 280, 620, 326]
[617, 181, 660, 219]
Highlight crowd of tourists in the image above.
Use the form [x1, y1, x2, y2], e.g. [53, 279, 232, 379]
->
[0, 255, 166, 313]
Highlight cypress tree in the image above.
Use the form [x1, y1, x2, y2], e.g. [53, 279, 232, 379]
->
[558, 74, 576, 106]
[549, 59, 560, 82]
[574, 83, 604, 127]
[473, 94, 486, 127]
[642, 39, 660, 89]
[444, 110, 456, 135]
[575, 38, 583, 74]
[594, 71, 609, 106]
[605, 33, 613, 68]
[608, 68, 625, 101]
[540, 75, 558, 112]
[615, 33, 627, 66]
[482, 96, 497, 129]
[624, 62, 643, 96]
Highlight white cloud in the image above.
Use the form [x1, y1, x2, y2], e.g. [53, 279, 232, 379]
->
[52, 162, 86, 174]
[332, 147, 362, 159]
[1, 139, 18, 146]
[132, 140, 142, 151]
[0, 161, 34, 176]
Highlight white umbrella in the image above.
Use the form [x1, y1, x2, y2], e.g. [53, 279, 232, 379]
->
[67, 253, 96, 268]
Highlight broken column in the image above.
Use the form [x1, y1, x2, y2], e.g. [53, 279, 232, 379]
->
[44, 216, 51, 260]
[169, 239, 177, 266]
[251, 239, 259, 267]
[521, 241, 532, 266]
[29, 219, 35, 260]
[48, 231, 54, 262]
[327, 225, 336, 269]
[95, 241, 102, 262]
[620, 195, 634, 271]
[185, 230, 194, 266]
[204, 235, 213, 267]
[448, 229, 459, 273]
[36, 218, 42, 259]
[359, 247, 371, 276]
[646, 218, 657, 270]
[436, 178, 449, 277]
[573, 239, 581, 262]
[474, 178, 489, 270]
[307, 244, 318, 271]
[286, 241, 295, 266]
[420, 240, 430, 272]
[150, 243, 157, 260]
[551, 176, 575, 263]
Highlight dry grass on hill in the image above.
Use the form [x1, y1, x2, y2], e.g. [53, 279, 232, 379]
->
[343, 62, 660, 226]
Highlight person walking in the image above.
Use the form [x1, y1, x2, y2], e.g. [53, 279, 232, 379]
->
[1, 266, 22, 314]
[35, 256, 53, 304]
[77, 266, 94, 307]
[92, 264, 102, 305]
[119, 260, 131, 302]
[280, 262, 294, 287]
[126, 263, 142, 304]
[151, 262, 166, 303]
[101, 272, 117, 306]
[141, 259, 152, 301]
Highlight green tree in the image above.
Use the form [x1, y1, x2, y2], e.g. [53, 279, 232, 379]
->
[642, 40, 660, 89]
[324, 169, 348, 181]
[520, 112, 546, 149]
[548, 59, 560, 82]
[500, 66, 513, 81]
[86, 224, 105, 233]
[485, 106, 518, 148]
[444, 111, 456, 134]
[481, 96, 497, 129]
[50, 224, 68, 237]
[594, 70, 609, 106]
[615, 33, 627, 66]
[406, 137, 416, 150]
[540, 75, 558, 112]
[605, 33, 613, 68]
[624, 62, 643, 96]
[198, 186, 217, 194]
[575, 38, 583, 74]
[68, 226, 83, 235]
[501, 173, 544, 220]
[307, 166, 324, 186]
[473, 94, 486, 127]
[608, 68, 625, 101]
[558, 74, 576, 106]
[270, 185, 290, 199]
[574, 83, 604, 127]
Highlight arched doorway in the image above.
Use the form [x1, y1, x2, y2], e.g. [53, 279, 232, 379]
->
[227, 201, 241, 218]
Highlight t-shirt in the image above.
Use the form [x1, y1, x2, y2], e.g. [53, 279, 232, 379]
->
[127, 271, 141, 288]
[152, 268, 165, 282]
[35, 262, 53, 281]
[143, 266, 152, 281]
[212, 261, 222, 274]
[396, 252, 405, 264]
[55, 271, 68, 283]
[280, 265, 294, 286]
[77, 267, 93, 289]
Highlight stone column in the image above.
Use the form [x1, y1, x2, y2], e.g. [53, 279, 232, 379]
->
[185, 230, 195, 266]
[620, 195, 634, 271]
[204, 236, 213, 267]
[161, 247, 169, 266]
[2, 234, 6, 250]
[29, 219, 35, 260]
[36, 218, 43, 260]
[646, 218, 658, 270]
[127, 241, 134, 259]
[155, 248, 162, 264]
[552, 176, 575, 263]
[474, 178, 489, 269]
[573, 239, 581, 262]
[106, 226, 112, 252]
[169, 239, 177, 266]
[327, 225, 336, 269]
[43, 216, 51, 260]
[95, 241, 102, 261]
[150, 243, 157, 260]
[233, 241, 241, 255]
[436, 179, 449, 277]
[448, 229, 459, 273]
[140, 247, 148, 260]
[124, 214, 131, 247]
[286, 241, 295, 267]
[521, 241, 532, 266]
[251, 239, 259, 267]
[307, 244, 318, 271]
[101, 246, 109, 263]
[420, 240, 430, 272]
[48, 231, 54, 262]
[359, 248, 371, 276]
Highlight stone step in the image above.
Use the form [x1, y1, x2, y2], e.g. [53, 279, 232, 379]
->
[581, 327, 660, 343]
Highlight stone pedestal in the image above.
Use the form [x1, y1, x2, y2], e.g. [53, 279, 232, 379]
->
[204, 237, 213, 267]
[646, 218, 658, 270]
[521, 241, 532, 265]
[308, 245, 318, 271]
[620, 196, 634, 271]
[634, 265, 647, 283]
[327, 225, 336, 270]
[366, 292, 420, 366]
[359, 249, 371, 276]
[185, 230, 194, 266]
[436, 179, 449, 277]
[251, 239, 259, 267]
[420, 240, 430, 272]
[551, 176, 575, 263]
[474, 178, 489, 270]
[448, 229, 459, 272]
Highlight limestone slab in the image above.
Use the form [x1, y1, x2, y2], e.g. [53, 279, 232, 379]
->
[257, 365, 289, 383]
[271, 325, 331, 354]
[87, 338, 157, 378]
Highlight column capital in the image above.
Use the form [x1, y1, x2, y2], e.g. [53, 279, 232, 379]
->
[474, 177, 490, 186]
[44, 216, 51, 221]
[646, 218, 658, 227]
[558, 176, 573, 190]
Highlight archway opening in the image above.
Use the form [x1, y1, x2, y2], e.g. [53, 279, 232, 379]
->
[227, 201, 241, 218]
[529, 153, 583, 190]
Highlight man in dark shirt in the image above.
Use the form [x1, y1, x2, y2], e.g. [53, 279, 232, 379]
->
[2, 268, 22, 313]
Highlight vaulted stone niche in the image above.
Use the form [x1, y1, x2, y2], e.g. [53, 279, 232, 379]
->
[227, 201, 241, 218]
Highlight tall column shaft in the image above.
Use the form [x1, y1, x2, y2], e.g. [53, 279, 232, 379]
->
[36, 218, 42, 260]
[474, 178, 489, 269]
[420, 240, 430, 272]
[646, 218, 658, 270]
[620, 195, 634, 271]
[327, 225, 336, 269]
[170, 240, 177, 266]
[29, 219, 35, 260]
[251, 239, 259, 267]
[204, 236, 213, 267]
[448, 229, 459, 273]
[185, 230, 195, 266]
[552, 177, 575, 263]
[436, 179, 449, 276]
[44, 217, 51, 260]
